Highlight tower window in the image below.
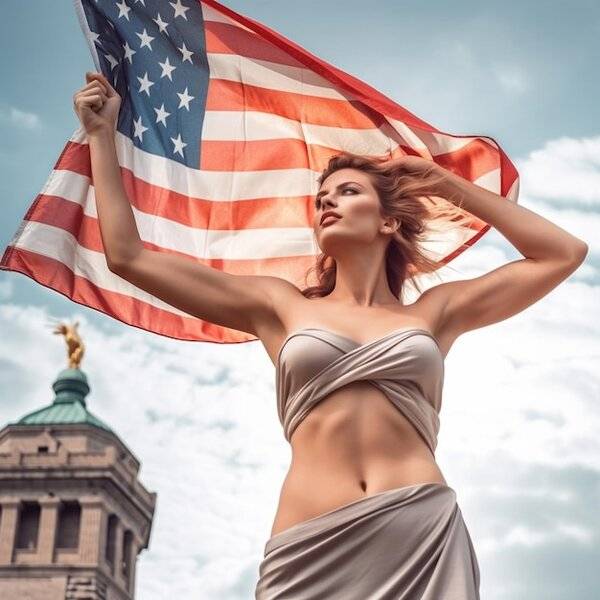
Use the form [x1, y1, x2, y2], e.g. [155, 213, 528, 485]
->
[105, 514, 118, 566]
[55, 500, 81, 549]
[37, 446, 49, 453]
[122, 529, 133, 585]
[15, 502, 40, 550]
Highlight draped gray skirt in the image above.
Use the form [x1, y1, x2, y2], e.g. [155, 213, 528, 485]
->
[255, 482, 480, 599]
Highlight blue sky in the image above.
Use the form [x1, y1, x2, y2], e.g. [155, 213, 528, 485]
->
[1, 1, 599, 598]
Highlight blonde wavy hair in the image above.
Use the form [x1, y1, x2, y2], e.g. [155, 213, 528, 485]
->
[301, 151, 472, 301]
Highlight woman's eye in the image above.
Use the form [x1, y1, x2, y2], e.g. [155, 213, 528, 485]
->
[315, 188, 356, 208]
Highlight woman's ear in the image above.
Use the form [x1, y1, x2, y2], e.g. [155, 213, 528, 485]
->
[381, 217, 400, 234]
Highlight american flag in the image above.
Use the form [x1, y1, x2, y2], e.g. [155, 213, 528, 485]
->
[0, 0, 519, 343]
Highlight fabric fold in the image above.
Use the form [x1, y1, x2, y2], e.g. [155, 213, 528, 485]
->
[255, 482, 480, 600]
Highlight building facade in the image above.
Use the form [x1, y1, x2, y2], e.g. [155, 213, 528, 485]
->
[0, 367, 156, 600]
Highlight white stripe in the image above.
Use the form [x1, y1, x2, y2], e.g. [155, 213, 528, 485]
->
[206, 52, 357, 102]
[201, 110, 398, 155]
[472, 167, 502, 194]
[383, 118, 429, 153]
[506, 176, 520, 202]
[386, 118, 488, 157]
[71, 127, 322, 200]
[41, 170, 320, 259]
[200, 2, 256, 34]
[12, 221, 195, 318]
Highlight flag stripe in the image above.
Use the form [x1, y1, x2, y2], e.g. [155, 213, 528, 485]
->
[204, 20, 306, 69]
[205, 79, 384, 129]
[206, 53, 356, 102]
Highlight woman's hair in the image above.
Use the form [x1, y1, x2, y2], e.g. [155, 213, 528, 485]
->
[300, 151, 472, 301]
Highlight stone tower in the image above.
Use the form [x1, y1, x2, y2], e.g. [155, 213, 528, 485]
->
[0, 365, 157, 599]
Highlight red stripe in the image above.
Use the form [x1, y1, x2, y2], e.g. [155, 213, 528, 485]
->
[200, 137, 348, 171]
[434, 138, 501, 182]
[206, 79, 385, 129]
[205, 20, 304, 68]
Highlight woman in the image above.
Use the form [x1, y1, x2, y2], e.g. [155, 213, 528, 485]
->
[74, 72, 588, 599]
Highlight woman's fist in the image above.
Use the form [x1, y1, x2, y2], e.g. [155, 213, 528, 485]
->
[73, 71, 121, 136]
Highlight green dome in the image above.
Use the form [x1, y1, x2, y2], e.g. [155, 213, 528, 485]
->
[14, 368, 113, 433]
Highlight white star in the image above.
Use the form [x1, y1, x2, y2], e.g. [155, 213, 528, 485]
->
[170, 0, 190, 20]
[116, 0, 131, 20]
[177, 41, 193, 64]
[123, 41, 136, 64]
[158, 56, 176, 81]
[170, 133, 187, 157]
[133, 115, 148, 141]
[136, 28, 155, 50]
[153, 13, 169, 33]
[104, 53, 119, 70]
[176, 87, 195, 110]
[89, 30, 100, 45]
[154, 103, 171, 127]
[137, 72, 155, 96]
[134, 0, 146, 5]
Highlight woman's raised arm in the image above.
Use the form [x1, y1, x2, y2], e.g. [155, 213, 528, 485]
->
[74, 71, 293, 336]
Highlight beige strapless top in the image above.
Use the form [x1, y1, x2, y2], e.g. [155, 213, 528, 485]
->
[276, 327, 444, 454]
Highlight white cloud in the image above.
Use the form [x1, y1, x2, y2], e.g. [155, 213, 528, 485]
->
[0, 277, 13, 301]
[515, 135, 600, 205]
[493, 63, 530, 94]
[0, 105, 41, 130]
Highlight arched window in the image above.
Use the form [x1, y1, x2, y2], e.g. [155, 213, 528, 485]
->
[55, 500, 81, 549]
[105, 513, 118, 567]
[15, 501, 40, 550]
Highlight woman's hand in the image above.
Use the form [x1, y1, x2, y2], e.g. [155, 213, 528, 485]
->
[73, 71, 121, 136]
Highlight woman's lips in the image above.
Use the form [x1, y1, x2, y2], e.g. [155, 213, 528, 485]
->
[321, 215, 341, 226]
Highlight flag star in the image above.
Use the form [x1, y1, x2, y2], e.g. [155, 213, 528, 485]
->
[153, 13, 169, 33]
[134, 0, 146, 5]
[137, 72, 155, 96]
[154, 103, 171, 127]
[177, 41, 193, 64]
[104, 53, 119, 70]
[89, 30, 100, 44]
[136, 28, 155, 50]
[133, 115, 148, 141]
[158, 56, 176, 81]
[170, 0, 190, 20]
[116, 0, 131, 21]
[170, 133, 187, 157]
[123, 41, 136, 64]
[176, 87, 195, 110]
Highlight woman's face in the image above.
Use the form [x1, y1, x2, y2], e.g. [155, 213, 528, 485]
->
[313, 168, 387, 254]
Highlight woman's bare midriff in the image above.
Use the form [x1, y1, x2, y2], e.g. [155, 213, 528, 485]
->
[269, 380, 447, 537]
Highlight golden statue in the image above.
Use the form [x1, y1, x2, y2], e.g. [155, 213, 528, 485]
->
[48, 319, 85, 369]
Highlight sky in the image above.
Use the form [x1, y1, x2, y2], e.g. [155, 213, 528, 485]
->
[1, 1, 599, 598]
